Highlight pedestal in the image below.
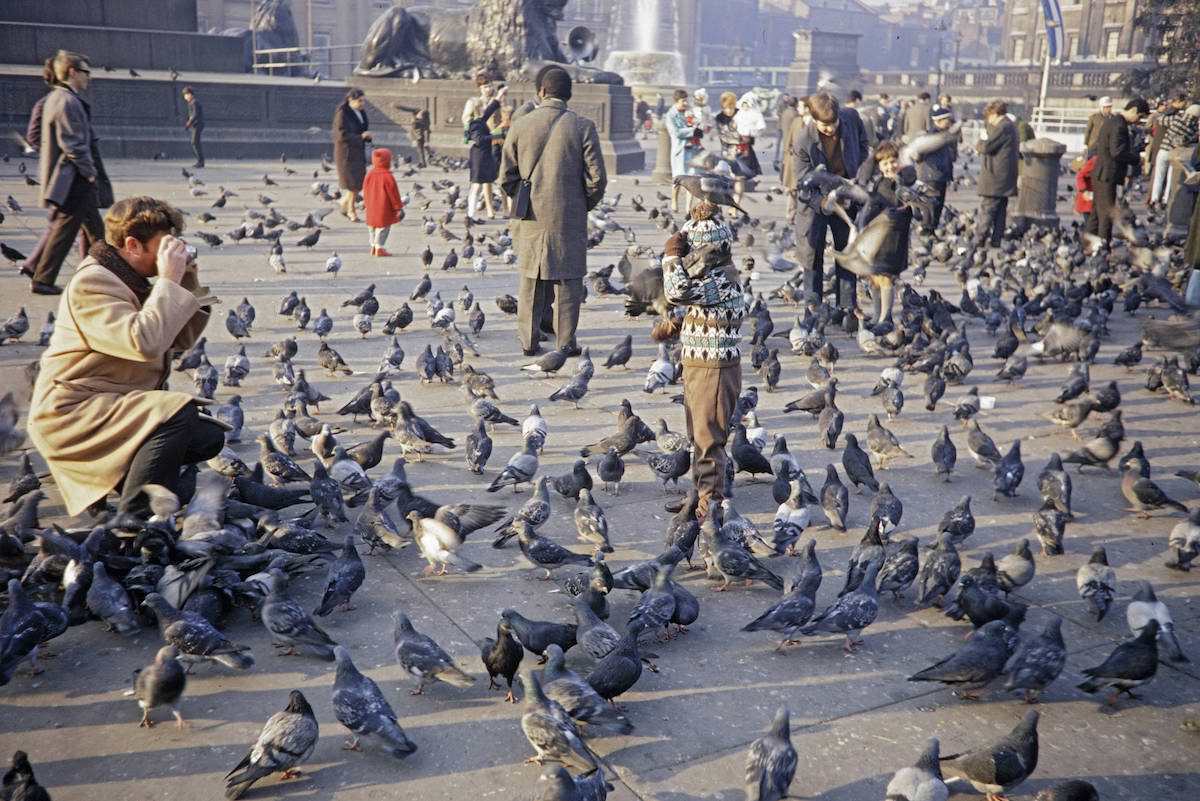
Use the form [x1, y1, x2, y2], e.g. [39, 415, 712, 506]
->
[1015, 137, 1067, 227]
[652, 120, 673, 185]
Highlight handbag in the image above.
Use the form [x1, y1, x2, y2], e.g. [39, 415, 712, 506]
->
[510, 112, 566, 221]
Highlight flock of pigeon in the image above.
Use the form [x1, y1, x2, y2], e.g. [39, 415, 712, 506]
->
[1, 132, 1200, 801]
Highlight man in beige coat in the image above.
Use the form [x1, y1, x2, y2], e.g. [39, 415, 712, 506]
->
[28, 196, 220, 518]
[501, 67, 607, 356]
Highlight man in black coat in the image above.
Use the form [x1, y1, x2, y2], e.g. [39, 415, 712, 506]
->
[333, 88, 372, 221]
[792, 92, 869, 309]
[182, 86, 204, 168]
[1087, 97, 1150, 245]
[972, 100, 1018, 249]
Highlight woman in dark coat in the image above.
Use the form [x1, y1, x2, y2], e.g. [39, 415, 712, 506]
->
[333, 88, 371, 221]
[464, 82, 507, 221]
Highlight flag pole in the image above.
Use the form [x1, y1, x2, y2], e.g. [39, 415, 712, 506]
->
[1038, 40, 1051, 111]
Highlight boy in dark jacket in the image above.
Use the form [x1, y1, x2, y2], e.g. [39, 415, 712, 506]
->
[660, 201, 745, 524]
[915, 105, 957, 232]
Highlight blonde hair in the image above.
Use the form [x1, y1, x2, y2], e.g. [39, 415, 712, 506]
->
[719, 91, 737, 110]
[52, 50, 89, 83]
[104, 196, 185, 247]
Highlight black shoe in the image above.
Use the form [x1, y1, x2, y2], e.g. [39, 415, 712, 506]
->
[193, 162, 205, 168]
[31, 281, 62, 295]
[522, 346, 544, 357]
[19, 266, 33, 279]
[664, 498, 685, 514]
[561, 345, 582, 358]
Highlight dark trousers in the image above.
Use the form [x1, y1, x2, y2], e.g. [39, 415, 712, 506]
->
[31, 177, 103, 286]
[926, 182, 948, 231]
[119, 403, 225, 517]
[22, 209, 87, 276]
[517, 275, 583, 352]
[1086, 179, 1119, 243]
[415, 137, 428, 167]
[974, 195, 1008, 248]
[796, 206, 855, 306]
[189, 126, 205, 166]
[682, 362, 741, 521]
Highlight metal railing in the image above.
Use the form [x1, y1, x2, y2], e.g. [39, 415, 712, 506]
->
[1031, 106, 1089, 153]
[696, 65, 801, 89]
[252, 44, 361, 78]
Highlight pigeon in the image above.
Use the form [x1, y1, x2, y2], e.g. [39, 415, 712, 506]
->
[488, 437, 540, 492]
[393, 612, 475, 694]
[574, 593, 621, 659]
[551, 459, 594, 500]
[884, 737, 948, 801]
[466, 418, 493, 474]
[481, 618, 524, 703]
[1076, 547, 1116, 621]
[865, 413, 911, 468]
[841, 433, 879, 494]
[992, 440, 1024, 500]
[515, 520, 593, 578]
[314, 536, 365, 616]
[2, 751, 51, 801]
[1077, 619, 1159, 705]
[519, 670, 603, 772]
[541, 643, 633, 734]
[742, 566, 819, 651]
[261, 570, 337, 660]
[1166, 508, 1200, 571]
[597, 447, 626, 495]
[931, 425, 957, 481]
[604, 334, 633, 369]
[409, 510, 483, 575]
[141, 593, 254, 672]
[1126, 581, 1188, 663]
[908, 620, 1010, 699]
[586, 622, 649, 703]
[966, 419, 1002, 469]
[996, 539, 1036, 594]
[132, 645, 187, 728]
[799, 560, 881, 652]
[917, 532, 962, 606]
[523, 346, 572, 378]
[224, 690, 319, 799]
[940, 710, 1039, 801]
[643, 343, 675, 393]
[1121, 467, 1188, 517]
[744, 707, 797, 801]
[86, 562, 140, 635]
[1003, 617, 1067, 703]
[332, 646, 417, 758]
[1034, 781, 1100, 801]
[876, 537, 919, 602]
[574, 489, 613, 553]
[819, 464, 849, 531]
[1037, 453, 1073, 517]
[938, 495, 976, 545]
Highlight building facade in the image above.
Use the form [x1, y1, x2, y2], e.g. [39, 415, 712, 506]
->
[999, 0, 1149, 65]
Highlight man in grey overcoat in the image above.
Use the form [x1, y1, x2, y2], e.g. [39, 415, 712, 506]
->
[501, 67, 607, 356]
[973, 100, 1019, 250]
[29, 50, 105, 295]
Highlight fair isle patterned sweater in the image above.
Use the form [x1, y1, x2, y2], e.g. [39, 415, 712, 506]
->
[663, 243, 746, 368]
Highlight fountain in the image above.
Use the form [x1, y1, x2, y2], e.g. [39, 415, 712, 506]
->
[604, 0, 687, 88]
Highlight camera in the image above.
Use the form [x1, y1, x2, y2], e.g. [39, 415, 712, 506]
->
[184, 244, 198, 263]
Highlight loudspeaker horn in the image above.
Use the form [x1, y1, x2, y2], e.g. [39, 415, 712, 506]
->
[567, 26, 598, 64]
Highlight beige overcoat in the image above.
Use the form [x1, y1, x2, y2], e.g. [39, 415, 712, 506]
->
[28, 257, 210, 515]
[780, 114, 807, 190]
[500, 98, 607, 281]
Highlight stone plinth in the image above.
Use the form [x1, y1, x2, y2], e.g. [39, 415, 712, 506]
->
[1015, 137, 1067, 226]
[0, 23, 246, 73]
[1, 0, 198, 32]
[349, 76, 645, 175]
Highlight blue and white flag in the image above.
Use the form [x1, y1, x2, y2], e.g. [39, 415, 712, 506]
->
[1040, 0, 1065, 61]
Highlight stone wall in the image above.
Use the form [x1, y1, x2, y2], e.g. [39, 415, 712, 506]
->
[1, 0, 199, 32]
[0, 23, 246, 73]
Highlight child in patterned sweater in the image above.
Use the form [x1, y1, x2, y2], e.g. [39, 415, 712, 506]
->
[659, 200, 746, 524]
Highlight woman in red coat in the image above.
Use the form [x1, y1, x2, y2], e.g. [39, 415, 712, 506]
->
[362, 147, 404, 256]
[1074, 155, 1097, 221]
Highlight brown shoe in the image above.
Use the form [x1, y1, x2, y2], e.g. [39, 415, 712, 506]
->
[31, 281, 62, 295]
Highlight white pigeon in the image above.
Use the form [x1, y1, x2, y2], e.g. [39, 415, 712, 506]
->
[472, 256, 487, 274]
[325, 252, 342, 274]
[268, 251, 286, 274]
[643, 343, 675, 394]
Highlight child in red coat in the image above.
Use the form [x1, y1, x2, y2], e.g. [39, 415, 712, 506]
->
[1074, 155, 1097, 221]
[363, 147, 404, 256]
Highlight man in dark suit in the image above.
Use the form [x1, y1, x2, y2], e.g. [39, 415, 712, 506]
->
[972, 100, 1019, 249]
[182, 86, 204, 168]
[791, 92, 869, 309]
[1088, 97, 1150, 244]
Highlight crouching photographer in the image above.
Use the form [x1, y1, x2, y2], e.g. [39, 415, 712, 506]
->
[28, 196, 224, 519]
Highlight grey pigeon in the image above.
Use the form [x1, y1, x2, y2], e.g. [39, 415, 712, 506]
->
[393, 612, 474, 694]
[224, 690, 319, 799]
[744, 707, 797, 801]
[908, 619, 1010, 700]
[502, 608, 578, 660]
[140, 593, 254, 672]
[332, 646, 417, 758]
[2, 750, 51, 801]
[884, 737, 948, 801]
[1077, 619, 1159, 705]
[536, 766, 613, 801]
[481, 618, 524, 703]
[1126, 581, 1188, 663]
[1076, 547, 1115, 621]
[941, 710, 1039, 801]
[86, 562, 140, 635]
[1003, 617, 1067, 703]
[995, 539, 1035, 594]
[542, 644, 633, 734]
[1034, 780, 1100, 801]
[261, 570, 337, 660]
[799, 561, 881, 652]
[133, 645, 187, 728]
[313, 536, 365, 616]
[520, 670, 603, 772]
[742, 568, 819, 652]
[820, 463, 849, 531]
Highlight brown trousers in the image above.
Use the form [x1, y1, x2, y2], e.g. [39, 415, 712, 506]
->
[517, 275, 583, 352]
[683, 361, 741, 520]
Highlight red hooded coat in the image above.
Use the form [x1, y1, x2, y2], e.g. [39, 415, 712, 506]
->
[363, 147, 404, 228]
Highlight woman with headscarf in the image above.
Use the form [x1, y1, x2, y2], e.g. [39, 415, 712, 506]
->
[333, 88, 371, 221]
[714, 92, 764, 206]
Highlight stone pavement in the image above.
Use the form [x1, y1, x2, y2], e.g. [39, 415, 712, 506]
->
[0, 147, 1198, 801]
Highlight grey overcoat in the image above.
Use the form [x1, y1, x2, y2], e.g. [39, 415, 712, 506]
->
[38, 85, 97, 207]
[500, 98, 607, 281]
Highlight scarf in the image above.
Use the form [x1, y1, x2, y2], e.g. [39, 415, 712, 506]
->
[88, 241, 151, 304]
